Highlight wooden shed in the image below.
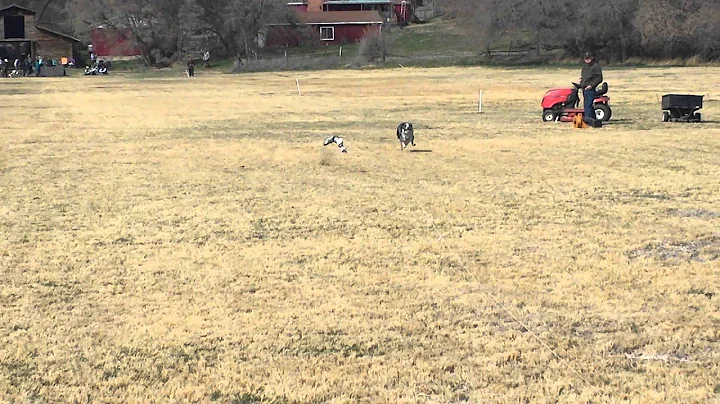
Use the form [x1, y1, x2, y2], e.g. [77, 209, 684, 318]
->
[0, 4, 78, 62]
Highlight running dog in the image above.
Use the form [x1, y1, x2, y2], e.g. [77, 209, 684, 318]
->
[396, 122, 415, 151]
[323, 135, 347, 153]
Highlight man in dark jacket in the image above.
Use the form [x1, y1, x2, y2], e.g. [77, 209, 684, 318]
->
[580, 51, 603, 124]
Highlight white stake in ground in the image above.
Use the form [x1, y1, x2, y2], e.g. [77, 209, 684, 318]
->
[478, 90, 483, 113]
[296, 77, 301, 96]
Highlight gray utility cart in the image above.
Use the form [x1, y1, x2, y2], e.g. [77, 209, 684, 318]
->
[662, 94, 703, 122]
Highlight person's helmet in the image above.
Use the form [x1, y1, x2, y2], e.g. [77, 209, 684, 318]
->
[583, 51, 595, 59]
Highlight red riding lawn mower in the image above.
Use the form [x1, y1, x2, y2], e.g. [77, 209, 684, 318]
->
[541, 82, 612, 122]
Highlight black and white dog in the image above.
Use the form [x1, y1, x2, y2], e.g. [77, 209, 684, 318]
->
[396, 122, 415, 151]
[323, 135, 347, 153]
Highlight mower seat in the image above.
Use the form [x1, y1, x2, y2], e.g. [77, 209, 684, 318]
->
[595, 82, 608, 97]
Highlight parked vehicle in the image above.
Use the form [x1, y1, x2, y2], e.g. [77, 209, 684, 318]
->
[662, 94, 703, 122]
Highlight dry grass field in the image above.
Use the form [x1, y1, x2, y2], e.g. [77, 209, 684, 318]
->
[1, 65, 719, 403]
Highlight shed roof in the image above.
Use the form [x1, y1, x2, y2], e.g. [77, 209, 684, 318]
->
[0, 4, 37, 16]
[297, 10, 384, 24]
[324, 0, 392, 4]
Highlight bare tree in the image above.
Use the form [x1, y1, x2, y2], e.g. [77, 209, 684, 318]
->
[439, 0, 720, 61]
[67, 0, 191, 66]
[0, 0, 70, 28]
[564, 0, 640, 61]
[636, 0, 719, 60]
[194, 0, 289, 61]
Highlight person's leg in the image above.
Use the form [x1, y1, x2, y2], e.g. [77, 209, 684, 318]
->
[583, 88, 596, 124]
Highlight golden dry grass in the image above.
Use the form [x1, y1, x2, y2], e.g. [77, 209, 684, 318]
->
[1, 66, 719, 403]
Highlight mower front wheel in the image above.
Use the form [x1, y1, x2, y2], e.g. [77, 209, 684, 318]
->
[662, 111, 670, 122]
[594, 104, 611, 121]
[542, 109, 558, 122]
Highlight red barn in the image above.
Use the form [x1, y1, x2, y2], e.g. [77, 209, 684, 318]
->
[267, 10, 383, 47]
[91, 27, 141, 58]
[300, 11, 383, 45]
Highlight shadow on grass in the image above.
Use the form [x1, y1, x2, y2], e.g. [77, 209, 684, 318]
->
[607, 117, 719, 126]
[604, 118, 636, 126]
[409, 149, 433, 153]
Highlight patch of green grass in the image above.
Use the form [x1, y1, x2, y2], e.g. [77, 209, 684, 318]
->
[108, 58, 146, 71]
[390, 21, 476, 57]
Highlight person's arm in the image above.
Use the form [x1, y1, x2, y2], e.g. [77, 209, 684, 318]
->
[590, 65, 603, 88]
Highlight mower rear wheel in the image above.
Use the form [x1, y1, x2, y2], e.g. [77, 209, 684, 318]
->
[694, 113, 702, 122]
[662, 111, 670, 122]
[542, 109, 558, 122]
[594, 104, 611, 121]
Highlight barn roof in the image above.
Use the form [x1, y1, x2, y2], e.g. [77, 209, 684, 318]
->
[0, 4, 37, 16]
[287, 0, 405, 4]
[36, 26, 80, 42]
[297, 10, 384, 24]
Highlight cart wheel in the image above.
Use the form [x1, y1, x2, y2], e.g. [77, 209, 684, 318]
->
[694, 113, 702, 122]
[594, 104, 611, 121]
[542, 109, 558, 122]
[662, 111, 670, 122]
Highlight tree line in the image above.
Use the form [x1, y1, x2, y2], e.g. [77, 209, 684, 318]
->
[2, 0, 290, 66]
[441, 0, 720, 61]
[2, 0, 717, 64]
[69, 0, 294, 66]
